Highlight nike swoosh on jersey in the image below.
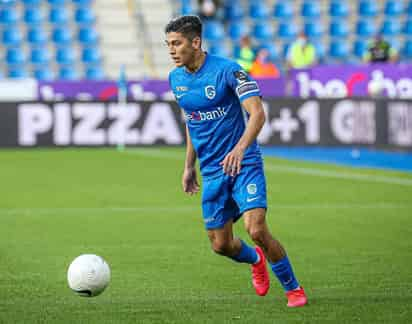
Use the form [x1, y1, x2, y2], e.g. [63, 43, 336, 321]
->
[246, 196, 260, 202]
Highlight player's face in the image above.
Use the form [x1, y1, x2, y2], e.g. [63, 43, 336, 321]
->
[166, 32, 198, 67]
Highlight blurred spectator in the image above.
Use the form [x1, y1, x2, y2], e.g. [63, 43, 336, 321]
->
[198, 0, 221, 20]
[250, 49, 280, 78]
[286, 31, 317, 69]
[363, 34, 398, 63]
[236, 35, 255, 73]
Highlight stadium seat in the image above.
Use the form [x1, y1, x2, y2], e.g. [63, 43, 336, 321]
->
[358, 0, 378, 17]
[380, 20, 402, 36]
[6, 47, 26, 65]
[181, 2, 193, 15]
[78, 27, 99, 44]
[404, 20, 412, 36]
[304, 22, 324, 38]
[301, 1, 321, 19]
[353, 39, 369, 58]
[0, 7, 19, 24]
[81, 46, 101, 63]
[277, 22, 297, 40]
[273, 2, 293, 20]
[403, 40, 412, 58]
[48, 0, 67, 5]
[2, 27, 23, 46]
[408, 2, 412, 16]
[249, 3, 269, 20]
[85, 66, 104, 80]
[227, 21, 248, 41]
[49, 7, 70, 24]
[253, 22, 275, 41]
[257, 43, 279, 61]
[329, 41, 349, 59]
[356, 20, 377, 37]
[208, 44, 229, 57]
[329, 1, 349, 17]
[312, 40, 326, 61]
[56, 46, 76, 64]
[8, 67, 29, 79]
[52, 27, 73, 44]
[73, 0, 93, 6]
[24, 7, 45, 24]
[33, 66, 55, 80]
[75, 7, 95, 24]
[30, 47, 51, 64]
[27, 27, 48, 44]
[224, 4, 244, 20]
[203, 21, 225, 42]
[59, 67, 79, 80]
[329, 21, 350, 38]
[384, 0, 404, 16]
[22, 0, 41, 6]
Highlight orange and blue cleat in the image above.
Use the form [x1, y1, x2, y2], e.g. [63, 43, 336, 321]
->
[286, 286, 308, 307]
[251, 246, 270, 296]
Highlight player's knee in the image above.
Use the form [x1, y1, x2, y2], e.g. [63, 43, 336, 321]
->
[248, 227, 266, 245]
[211, 240, 232, 256]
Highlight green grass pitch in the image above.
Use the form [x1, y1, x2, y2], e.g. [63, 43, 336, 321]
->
[0, 148, 411, 323]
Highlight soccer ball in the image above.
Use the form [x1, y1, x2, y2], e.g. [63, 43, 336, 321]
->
[67, 254, 111, 297]
[367, 81, 383, 97]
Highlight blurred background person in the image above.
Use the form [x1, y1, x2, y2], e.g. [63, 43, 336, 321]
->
[250, 48, 280, 79]
[236, 35, 255, 73]
[286, 31, 317, 70]
[363, 34, 398, 63]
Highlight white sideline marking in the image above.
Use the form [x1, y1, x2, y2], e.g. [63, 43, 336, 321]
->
[0, 203, 410, 216]
[126, 148, 412, 187]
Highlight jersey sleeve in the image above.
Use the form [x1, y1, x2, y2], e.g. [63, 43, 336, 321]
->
[225, 61, 261, 102]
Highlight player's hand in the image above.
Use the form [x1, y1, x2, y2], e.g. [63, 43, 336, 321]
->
[220, 145, 245, 177]
[182, 167, 200, 195]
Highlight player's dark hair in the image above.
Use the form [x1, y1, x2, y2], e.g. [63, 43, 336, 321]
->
[165, 15, 202, 41]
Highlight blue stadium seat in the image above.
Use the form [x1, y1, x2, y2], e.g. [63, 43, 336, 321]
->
[329, 41, 349, 59]
[6, 47, 26, 65]
[330, 20, 350, 38]
[52, 27, 73, 44]
[380, 20, 402, 36]
[301, 1, 321, 19]
[49, 7, 70, 24]
[48, 0, 67, 5]
[56, 46, 76, 64]
[404, 20, 412, 36]
[208, 44, 229, 57]
[304, 22, 324, 38]
[257, 43, 279, 61]
[384, 0, 404, 16]
[403, 40, 412, 58]
[353, 39, 369, 58]
[24, 7, 44, 24]
[2, 27, 23, 46]
[329, 1, 349, 17]
[75, 7, 95, 24]
[33, 66, 54, 80]
[81, 46, 101, 63]
[312, 40, 326, 61]
[85, 66, 104, 80]
[227, 21, 248, 41]
[30, 47, 51, 64]
[27, 27, 48, 44]
[224, 4, 244, 20]
[358, 0, 378, 17]
[356, 20, 377, 37]
[273, 2, 293, 19]
[0, 7, 19, 24]
[8, 67, 29, 79]
[277, 22, 297, 40]
[181, 2, 193, 15]
[73, 0, 93, 6]
[59, 67, 79, 80]
[203, 21, 225, 42]
[408, 2, 412, 16]
[22, 0, 41, 6]
[78, 27, 99, 44]
[249, 3, 269, 20]
[253, 22, 274, 41]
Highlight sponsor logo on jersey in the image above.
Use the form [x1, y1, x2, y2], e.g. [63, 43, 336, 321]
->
[176, 86, 188, 91]
[184, 107, 227, 122]
[205, 85, 216, 99]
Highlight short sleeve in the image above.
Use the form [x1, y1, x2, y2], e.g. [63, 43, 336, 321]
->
[225, 61, 261, 102]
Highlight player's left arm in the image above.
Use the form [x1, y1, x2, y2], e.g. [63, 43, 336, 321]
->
[220, 95, 265, 176]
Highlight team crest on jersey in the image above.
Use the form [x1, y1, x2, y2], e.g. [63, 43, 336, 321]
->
[247, 183, 257, 195]
[205, 85, 216, 99]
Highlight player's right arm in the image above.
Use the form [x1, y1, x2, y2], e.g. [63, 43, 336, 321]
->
[182, 125, 200, 195]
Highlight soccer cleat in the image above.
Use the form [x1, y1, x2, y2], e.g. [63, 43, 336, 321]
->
[251, 246, 270, 296]
[286, 286, 307, 307]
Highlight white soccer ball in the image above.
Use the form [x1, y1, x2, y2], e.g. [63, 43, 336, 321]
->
[67, 254, 111, 297]
[367, 81, 383, 97]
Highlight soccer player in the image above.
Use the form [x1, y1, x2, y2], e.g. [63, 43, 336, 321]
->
[165, 15, 307, 307]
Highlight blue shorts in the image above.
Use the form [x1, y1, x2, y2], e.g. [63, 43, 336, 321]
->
[201, 163, 267, 230]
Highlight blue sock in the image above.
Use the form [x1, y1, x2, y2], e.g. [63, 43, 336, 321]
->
[229, 240, 258, 264]
[270, 256, 299, 291]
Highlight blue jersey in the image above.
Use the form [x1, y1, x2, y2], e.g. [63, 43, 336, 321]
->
[169, 54, 262, 178]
